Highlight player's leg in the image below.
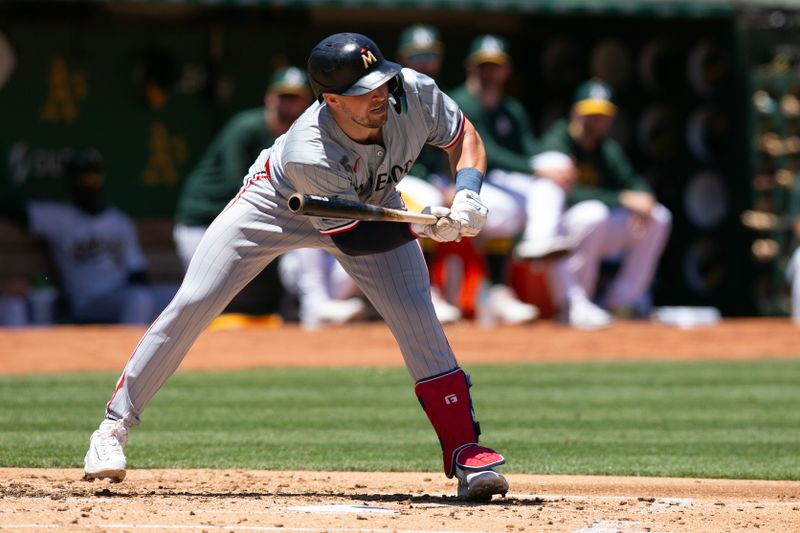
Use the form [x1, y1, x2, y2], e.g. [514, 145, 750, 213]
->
[602, 204, 672, 312]
[85, 188, 317, 481]
[395, 176, 463, 324]
[332, 241, 507, 500]
[71, 286, 153, 325]
[0, 295, 27, 326]
[550, 200, 614, 329]
[515, 178, 573, 260]
[560, 200, 612, 297]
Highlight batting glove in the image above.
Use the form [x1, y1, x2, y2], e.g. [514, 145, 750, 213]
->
[450, 189, 488, 238]
[411, 206, 462, 243]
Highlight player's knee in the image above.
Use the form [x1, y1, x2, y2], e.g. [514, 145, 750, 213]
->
[574, 200, 611, 230]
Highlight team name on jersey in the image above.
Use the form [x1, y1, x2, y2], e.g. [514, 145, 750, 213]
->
[72, 235, 124, 265]
[355, 159, 414, 196]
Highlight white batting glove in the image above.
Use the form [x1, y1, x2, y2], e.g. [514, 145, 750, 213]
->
[411, 206, 462, 243]
[450, 189, 488, 238]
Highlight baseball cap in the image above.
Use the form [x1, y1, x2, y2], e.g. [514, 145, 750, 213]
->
[573, 78, 617, 117]
[397, 25, 444, 60]
[466, 34, 511, 66]
[268, 66, 311, 97]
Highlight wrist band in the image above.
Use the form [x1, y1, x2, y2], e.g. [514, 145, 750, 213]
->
[455, 167, 483, 193]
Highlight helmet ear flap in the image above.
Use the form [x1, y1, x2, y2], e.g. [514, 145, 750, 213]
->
[388, 73, 407, 114]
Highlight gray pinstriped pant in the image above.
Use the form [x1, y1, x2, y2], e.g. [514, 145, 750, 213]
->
[106, 178, 458, 427]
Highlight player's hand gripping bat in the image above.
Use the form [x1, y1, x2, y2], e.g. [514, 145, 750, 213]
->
[287, 193, 437, 225]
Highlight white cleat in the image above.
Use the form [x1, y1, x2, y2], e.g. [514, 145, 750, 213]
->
[456, 468, 509, 502]
[303, 297, 365, 328]
[431, 287, 462, 324]
[485, 285, 539, 325]
[565, 297, 613, 330]
[84, 419, 128, 483]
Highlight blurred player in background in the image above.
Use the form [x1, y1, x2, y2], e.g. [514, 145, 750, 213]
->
[449, 35, 539, 325]
[536, 79, 672, 322]
[517, 151, 614, 329]
[0, 149, 174, 324]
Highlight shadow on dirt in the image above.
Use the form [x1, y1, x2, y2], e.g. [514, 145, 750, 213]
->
[86, 487, 545, 507]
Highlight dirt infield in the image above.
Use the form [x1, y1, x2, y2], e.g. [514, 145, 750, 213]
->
[2, 318, 800, 531]
[2, 318, 800, 374]
[2, 468, 799, 532]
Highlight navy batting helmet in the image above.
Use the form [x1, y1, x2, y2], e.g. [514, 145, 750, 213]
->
[307, 33, 402, 102]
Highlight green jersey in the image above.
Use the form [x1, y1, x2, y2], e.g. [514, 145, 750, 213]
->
[176, 108, 273, 226]
[449, 84, 538, 174]
[539, 118, 651, 207]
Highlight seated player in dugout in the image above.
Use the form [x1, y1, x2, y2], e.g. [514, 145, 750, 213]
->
[449, 34, 541, 325]
[533, 79, 672, 325]
[83, 33, 509, 501]
[0, 149, 175, 325]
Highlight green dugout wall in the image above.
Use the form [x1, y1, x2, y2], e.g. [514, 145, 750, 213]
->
[1, 1, 795, 315]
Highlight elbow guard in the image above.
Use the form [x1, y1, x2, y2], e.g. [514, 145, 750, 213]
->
[329, 220, 416, 256]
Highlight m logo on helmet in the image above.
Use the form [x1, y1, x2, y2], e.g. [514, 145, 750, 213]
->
[361, 48, 377, 69]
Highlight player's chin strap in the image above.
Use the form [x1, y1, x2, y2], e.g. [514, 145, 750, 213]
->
[415, 367, 504, 477]
[388, 73, 407, 115]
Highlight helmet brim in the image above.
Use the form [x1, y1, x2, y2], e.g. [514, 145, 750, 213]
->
[340, 60, 402, 97]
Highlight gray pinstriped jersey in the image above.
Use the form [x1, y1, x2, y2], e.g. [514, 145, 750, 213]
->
[247, 68, 465, 234]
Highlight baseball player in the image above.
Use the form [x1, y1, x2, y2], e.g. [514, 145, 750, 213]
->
[0, 149, 175, 324]
[283, 25, 464, 326]
[449, 35, 540, 325]
[518, 151, 614, 329]
[83, 33, 509, 501]
[534, 79, 672, 322]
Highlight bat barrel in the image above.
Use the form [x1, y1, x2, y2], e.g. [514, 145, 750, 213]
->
[287, 194, 304, 213]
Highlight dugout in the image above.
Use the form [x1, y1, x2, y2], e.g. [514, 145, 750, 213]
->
[0, 0, 798, 317]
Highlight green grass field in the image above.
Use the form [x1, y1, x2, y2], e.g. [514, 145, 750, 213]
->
[2, 360, 799, 479]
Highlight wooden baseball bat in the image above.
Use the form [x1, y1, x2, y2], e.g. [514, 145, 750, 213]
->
[287, 193, 437, 225]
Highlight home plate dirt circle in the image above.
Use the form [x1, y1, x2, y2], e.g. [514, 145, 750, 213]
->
[1, 468, 799, 531]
